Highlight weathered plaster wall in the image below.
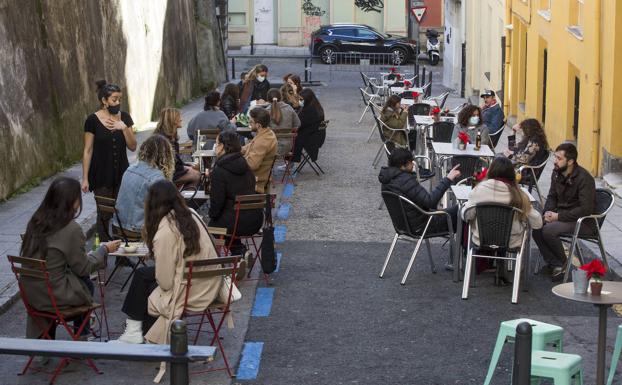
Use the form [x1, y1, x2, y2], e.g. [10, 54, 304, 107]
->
[0, 0, 226, 200]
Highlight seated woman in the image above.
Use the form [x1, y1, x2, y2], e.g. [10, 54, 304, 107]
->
[462, 156, 542, 250]
[208, 130, 263, 255]
[115, 180, 222, 344]
[153, 108, 200, 187]
[20, 177, 120, 339]
[114, 134, 175, 233]
[187, 91, 236, 141]
[280, 83, 302, 112]
[380, 95, 414, 149]
[503, 118, 549, 167]
[220, 83, 240, 120]
[265, 88, 301, 131]
[451, 104, 492, 148]
[292, 88, 325, 166]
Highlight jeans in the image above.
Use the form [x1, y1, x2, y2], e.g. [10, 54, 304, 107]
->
[121, 266, 158, 334]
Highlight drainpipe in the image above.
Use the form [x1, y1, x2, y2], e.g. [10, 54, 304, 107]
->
[592, 0, 602, 175]
[503, 1, 512, 118]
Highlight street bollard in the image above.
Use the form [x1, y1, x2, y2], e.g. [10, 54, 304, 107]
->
[512, 322, 532, 385]
[304, 59, 308, 83]
[170, 320, 189, 385]
[427, 71, 433, 97]
[421, 67, 427, 88]
[231, 57, 236, 80]
[250, 35, 255, 55]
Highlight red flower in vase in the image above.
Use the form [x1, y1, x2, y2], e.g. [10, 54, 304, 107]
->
[457, 131, 470, 144]
[404, 80, 412, 88]
[474, 167, 488, 181]
[580, 259, 607, 280]
[431, 106, 441, 115]
[389, 67, 397, 73]
[411, 91, 419, 99]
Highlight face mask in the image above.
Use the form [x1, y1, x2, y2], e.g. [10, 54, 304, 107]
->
[299, 100, 304, 108]
[107, 104, 121, 115]
[469, 116, 479, 126]
[256, 75, 266, 82]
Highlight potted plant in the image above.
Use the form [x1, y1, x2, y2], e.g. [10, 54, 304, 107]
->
[457, 131, 470, 150]
[580, 259, 607, 295]
[472, 167, 488, 187]
[403, 80, 412, 90]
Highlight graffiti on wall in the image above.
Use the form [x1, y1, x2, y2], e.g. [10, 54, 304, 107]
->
[302, 0, 326, 17]
[355, 0, 384, 13]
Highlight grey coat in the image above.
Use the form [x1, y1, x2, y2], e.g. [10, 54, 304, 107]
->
[186, 109, 236, 141]
[265, 101, 301, 130]
[21, 220, 107, 338]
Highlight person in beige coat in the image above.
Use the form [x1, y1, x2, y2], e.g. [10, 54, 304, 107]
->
[462, 157, 543, 249]
[242, 107, 277, 193]
[19, 177, 120, 339]
[114, 180, 222, 345]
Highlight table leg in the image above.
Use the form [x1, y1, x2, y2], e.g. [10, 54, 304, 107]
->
[596, 304, 610, 385]
[453, 204, 463, 283]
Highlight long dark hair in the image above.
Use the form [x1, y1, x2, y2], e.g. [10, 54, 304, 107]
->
[300, 88, 324, 119]
[517, 118, 548, 151]
[143, 180, 201, 258]
[222, 83, 240, 102]
[486, 157, 530, 220]
[204, 91, 221, 111]
[21, 177, 83, 258]
[457, 104, 482, 127]
[382, 95, 401, 114]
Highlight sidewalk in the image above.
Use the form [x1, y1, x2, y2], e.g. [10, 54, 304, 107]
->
[0, 98, 205, 313]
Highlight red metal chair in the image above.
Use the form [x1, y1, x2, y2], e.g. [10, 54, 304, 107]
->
[229, 194, 274, 284]
[273, 128, 298, 184]
[181, 255, 240, 377]
[7, 255, 102, 384]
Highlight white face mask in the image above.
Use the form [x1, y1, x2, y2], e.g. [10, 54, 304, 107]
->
[257, 75, 266, 82]
[299, 100, 304, 108]
[469, 116, 480, 126]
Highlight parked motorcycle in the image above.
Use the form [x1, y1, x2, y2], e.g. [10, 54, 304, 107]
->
[426, 30, 440, 66]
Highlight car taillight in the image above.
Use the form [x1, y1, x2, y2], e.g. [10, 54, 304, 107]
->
[314, 37, 323, 44]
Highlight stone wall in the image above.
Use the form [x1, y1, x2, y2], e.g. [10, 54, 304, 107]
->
[0, 0, 226, 200]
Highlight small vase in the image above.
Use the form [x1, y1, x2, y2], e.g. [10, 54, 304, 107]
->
[458, 142, 467, 150]
[590, 281, 603, 295]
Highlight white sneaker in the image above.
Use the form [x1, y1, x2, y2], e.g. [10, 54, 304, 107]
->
[109, 319, 144, 344]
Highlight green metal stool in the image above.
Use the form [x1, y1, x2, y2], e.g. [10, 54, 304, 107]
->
[531, 350, 583, 384]
[607, 324, 622, 385]
[484, 318, 565, 385]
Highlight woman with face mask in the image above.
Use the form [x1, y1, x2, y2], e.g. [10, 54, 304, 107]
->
[208, 130, 263, 256]
[82, 80, 137, 241]
[239, 65, 271, 113]
[451, 104, 492, 148]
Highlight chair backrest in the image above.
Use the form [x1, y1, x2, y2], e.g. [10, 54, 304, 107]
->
[7, 255, 57, 317]
[451, 155, 485, 184]
[432, 121, 454, 143]
[196, 129, 220, 150]
[381, 191, 413, 236]
[594, 188, 615, 227]
[373, 116, 388, 143]
[408, 103, 432, 117]
[95, 195, 140, 242]
[360, 72, 369, 87]
[274, 129, 297, 157]
[436, 92, 450, 109]
[183, 255, 239, 311]
[471, 203, 521, 250]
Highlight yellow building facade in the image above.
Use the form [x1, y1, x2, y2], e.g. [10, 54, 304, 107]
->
[505, 0, 622, 175]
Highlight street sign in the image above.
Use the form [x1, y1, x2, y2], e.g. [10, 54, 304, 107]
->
[411, 6, 427, 23]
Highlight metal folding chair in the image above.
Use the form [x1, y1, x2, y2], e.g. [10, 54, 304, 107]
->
[561, 188, 615, 282]
[379, 191, 456, 285]
[182, 255, 240, 377]
[518, 151, 551, 207]
[489, 120, 507, 150]
[461, 203, 529, 304]
[7, 255, 102, 384]
[273, 128, 298, 184]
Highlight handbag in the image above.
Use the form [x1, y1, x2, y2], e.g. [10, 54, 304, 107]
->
[191, 212, 242, 302]
[260, 195, 278, 274]
[319, 119, 329, 130]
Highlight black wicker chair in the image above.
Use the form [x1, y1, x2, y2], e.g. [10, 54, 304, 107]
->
[380, 191, 456, 285]
[451, 155, 487, 185]
[462, 203, 529, 304]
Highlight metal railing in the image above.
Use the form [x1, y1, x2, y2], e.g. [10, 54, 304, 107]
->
[228, 54, 317, 85]
[327, 52, 416, 81]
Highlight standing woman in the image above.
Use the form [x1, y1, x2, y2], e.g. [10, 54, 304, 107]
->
[153, 108, 201, 186]
[239, 64, 270, 113]
[82, 80, 137, 241]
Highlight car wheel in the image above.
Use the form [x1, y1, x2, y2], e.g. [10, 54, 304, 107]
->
[320, 47, 336, 64]
[391, 48, 407, 65]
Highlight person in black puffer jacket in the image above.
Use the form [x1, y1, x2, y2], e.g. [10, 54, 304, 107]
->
[378, 148, 461, 234]
[208, 130, 263, 255]
[221, 83, 240, 119]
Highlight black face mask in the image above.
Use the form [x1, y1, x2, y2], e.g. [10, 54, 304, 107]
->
[107, 104, 121, 115]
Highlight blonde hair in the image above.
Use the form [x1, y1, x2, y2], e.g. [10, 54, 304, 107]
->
[154, 107, 180, 141]
[280, 83, 300, 109]
[138, 135, 175, 180]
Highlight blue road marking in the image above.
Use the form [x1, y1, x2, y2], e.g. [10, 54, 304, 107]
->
[275, 252, 282, 272]
[236, 342, 264, 380]
[251, 288, 275, 317]
[282, 183, 295, 198]
[276, 203, 291, 220]
[274, 225, 287, 243]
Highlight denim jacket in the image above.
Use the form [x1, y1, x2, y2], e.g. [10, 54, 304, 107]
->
[114, 161, 166, 232]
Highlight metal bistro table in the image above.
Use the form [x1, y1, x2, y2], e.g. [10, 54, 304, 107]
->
[192, 149, 216, 173]
[450, 185, 536, 282]
[553, 281, 622, 385]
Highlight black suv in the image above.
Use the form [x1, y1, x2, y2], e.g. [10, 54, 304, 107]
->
[310, 24, 417, 65]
